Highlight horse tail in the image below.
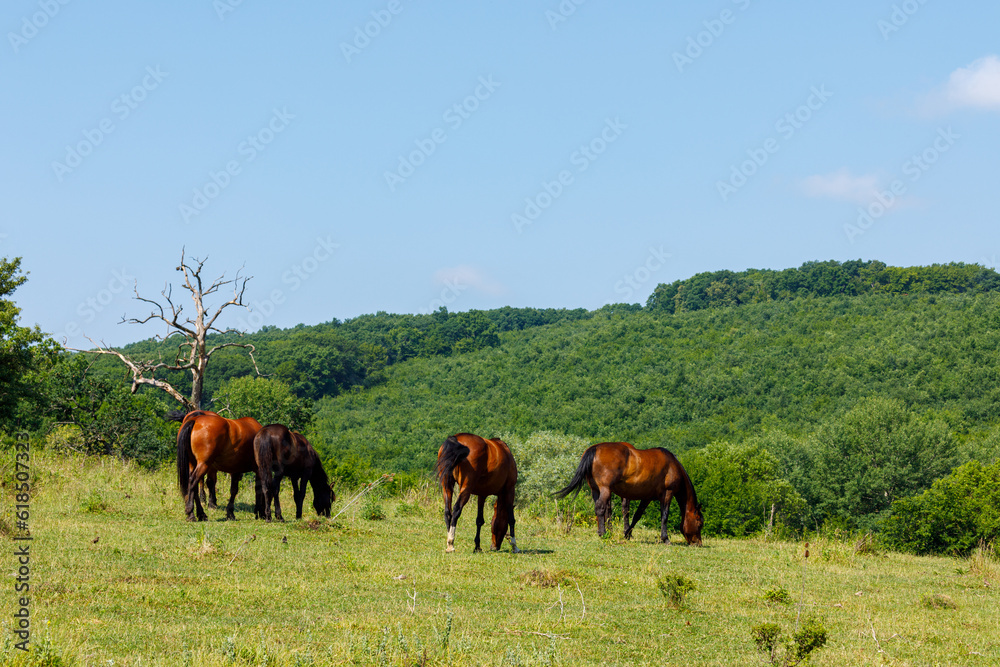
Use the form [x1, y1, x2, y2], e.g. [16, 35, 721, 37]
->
[176, 419, 195, 497]
[436, 435, 471, 488]
[254, 427, 278, 491]
[165, 410, 187, 423]
[553, 445, 597, 500]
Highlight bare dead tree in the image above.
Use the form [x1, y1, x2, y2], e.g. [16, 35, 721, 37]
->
[70, 249, 260, 411]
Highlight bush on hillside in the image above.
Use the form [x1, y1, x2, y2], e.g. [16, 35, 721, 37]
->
[881, 459, 1000, 555]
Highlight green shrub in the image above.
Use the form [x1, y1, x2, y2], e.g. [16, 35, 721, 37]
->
[763, 586, 792, 605]
[881, 460, 1000, 555]
[656, 572, 698, 609]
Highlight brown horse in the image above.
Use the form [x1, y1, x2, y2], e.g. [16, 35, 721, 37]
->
[176, 410, 263, 521]
[436, 433, 519, 553]
[254, 424, 334, 522]
[167, 410, 219, 508]
[555, 441, 703, 546]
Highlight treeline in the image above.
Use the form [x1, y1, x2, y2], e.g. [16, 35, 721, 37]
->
[646, 260, 1000, 314]
[103, 306, 593, 403]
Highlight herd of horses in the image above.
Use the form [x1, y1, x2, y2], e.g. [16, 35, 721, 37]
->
[170, 410, 705, 551]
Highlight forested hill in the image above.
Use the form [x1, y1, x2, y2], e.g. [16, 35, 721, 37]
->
[312, 290, 1000, 475]
[108, 260, 998, 406]
[647, 260, 1000, 313]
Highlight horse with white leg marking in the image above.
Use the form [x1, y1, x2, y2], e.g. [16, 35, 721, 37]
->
[436, 433, 520, 553]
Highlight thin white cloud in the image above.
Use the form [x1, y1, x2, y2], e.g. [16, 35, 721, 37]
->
[800, 169, 881, 205]
[923, 55, 1000, 113]
[432, 265, 506, 296]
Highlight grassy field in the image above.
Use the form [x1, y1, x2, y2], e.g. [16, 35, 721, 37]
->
[3, 451, 999, 666]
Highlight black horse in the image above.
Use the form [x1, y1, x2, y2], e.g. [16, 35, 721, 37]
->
[253, 424, 334, 521]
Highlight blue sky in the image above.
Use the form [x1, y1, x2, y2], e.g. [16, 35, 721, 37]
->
[4, 1, 999, 347]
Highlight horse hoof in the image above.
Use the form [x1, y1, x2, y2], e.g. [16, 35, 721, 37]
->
[474, 547, 482, 553]
[512, 547, 521, 554]
[445, 546, 455, 553]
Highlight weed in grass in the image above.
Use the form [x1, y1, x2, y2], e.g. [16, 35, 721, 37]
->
[921, 593, 957, 610]
[394, 501, 423, 518]
[853, 533, 884, 557]
[751, 622, 783, 663]
[969, 539, 998, 581]
[751, 616, 828, 666]
[656, 571, 698, 609]
[763, 586, 793, 605]
[521, 569, 573, 588]
[790, 616, 829, 664]
[362, 492, 386, 520]
[79, 489, 109, 513]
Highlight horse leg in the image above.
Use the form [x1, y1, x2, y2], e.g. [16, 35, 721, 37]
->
[624, 499, 652, 540]
[473, 495, 486, 553]
[446, 488, 472, 553]
[622, 498, 630, 539]
[206, 471, 218, 509]
[593, 487, 612, 537]
[272, 475, 285, 522]
[442, 482, 454, 531]
[505, 488, 520, 554]
[292, 476, 307, 520]
[660, 491, 675, 544]
[226, 473, 242, 521]
[186, 463, 210, 522]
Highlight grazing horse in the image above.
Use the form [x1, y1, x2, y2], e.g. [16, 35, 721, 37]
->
[175, 410, 263, 521]
[554, 442, 703, 546]
[167, 410, 218, 508]
[437, 433, 519, 553]
[254, 424, 334, 522]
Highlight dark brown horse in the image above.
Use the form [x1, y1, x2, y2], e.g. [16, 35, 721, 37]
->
[555, 441, 703, 546]
[437, 433, 519, 553]
[176, 410, 263, 521]
[254, 424, 334, 522]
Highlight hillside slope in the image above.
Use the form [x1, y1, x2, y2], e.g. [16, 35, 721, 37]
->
[313, 292, 1000, 474]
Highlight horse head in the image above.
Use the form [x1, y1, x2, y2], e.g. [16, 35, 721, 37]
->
[682, 503, 704, 547]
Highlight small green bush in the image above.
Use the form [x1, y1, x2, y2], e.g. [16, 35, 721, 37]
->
[656, 572, 698, 608]
[763, 586, 792, 605]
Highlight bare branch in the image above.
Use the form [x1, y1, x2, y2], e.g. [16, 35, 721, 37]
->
[67, 338, 195, 411]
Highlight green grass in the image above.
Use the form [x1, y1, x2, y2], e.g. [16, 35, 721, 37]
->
[3, 451, 999, 666]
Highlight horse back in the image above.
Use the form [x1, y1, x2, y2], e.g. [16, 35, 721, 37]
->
[451, 433, 515, 494]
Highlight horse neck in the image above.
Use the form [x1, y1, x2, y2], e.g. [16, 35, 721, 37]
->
[309, 456, 329, 488]
[675, 471, 698, 514]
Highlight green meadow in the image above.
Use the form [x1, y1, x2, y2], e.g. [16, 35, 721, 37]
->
[3, 451, 998, 666]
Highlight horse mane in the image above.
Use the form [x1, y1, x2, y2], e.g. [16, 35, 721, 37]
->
[437, 435, 471, 487]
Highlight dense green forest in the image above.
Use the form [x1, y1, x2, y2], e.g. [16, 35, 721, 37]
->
[6, 258, 1000, 553]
